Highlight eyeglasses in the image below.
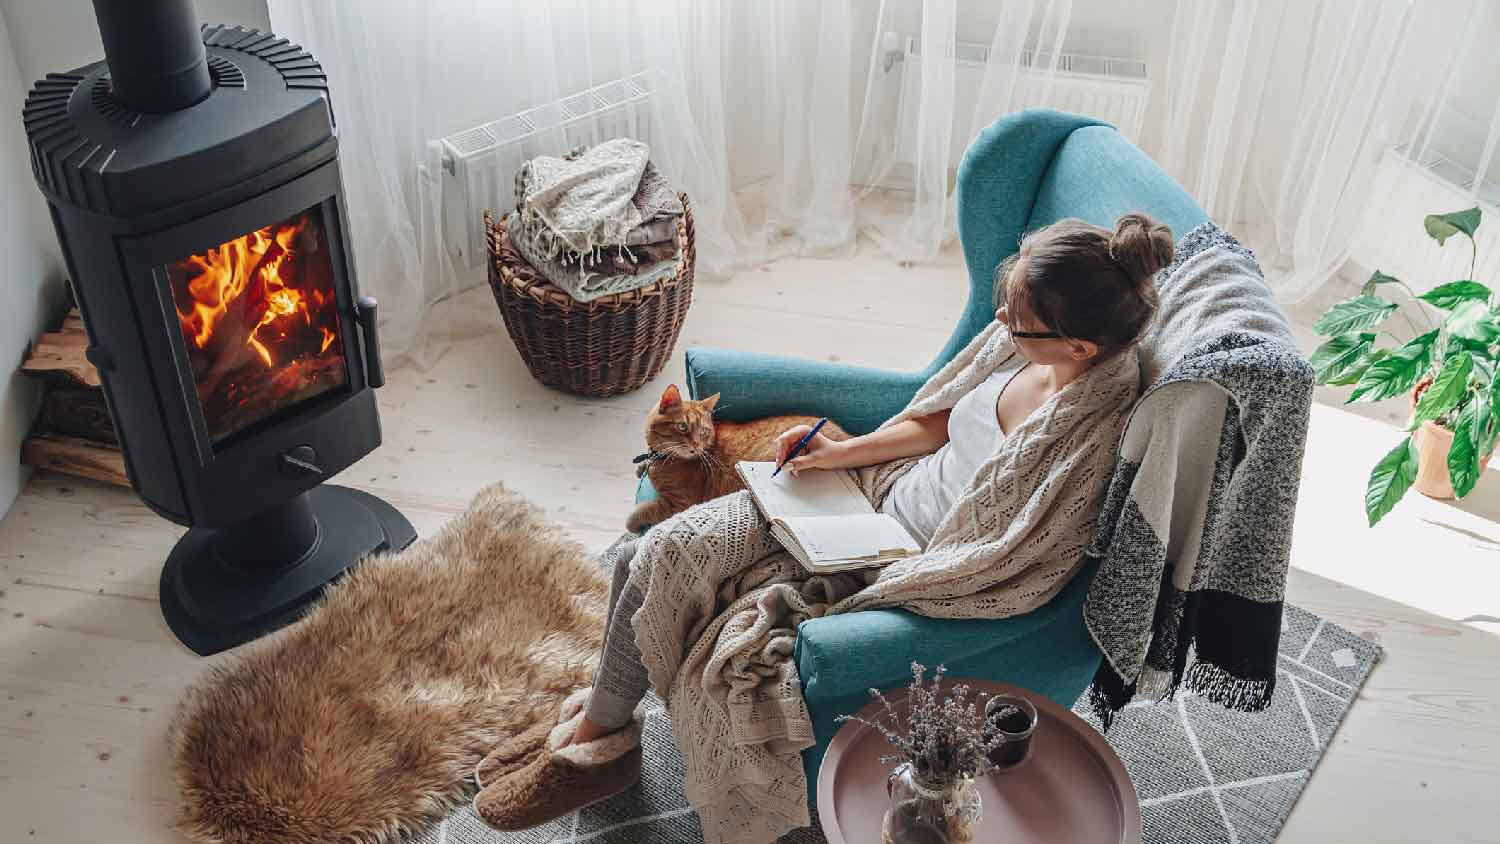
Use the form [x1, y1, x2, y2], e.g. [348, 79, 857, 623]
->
[995, 303, 1062, 340]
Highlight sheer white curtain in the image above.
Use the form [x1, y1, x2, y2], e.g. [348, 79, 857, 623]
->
[1347, 0, 1500, 294]
[1141, 0, 1483, 302]
[267, 0, 1075, 366]
[267, 0, 755, 367]
[267, 0, 1491, 365]
[850, 0, 1077, 259]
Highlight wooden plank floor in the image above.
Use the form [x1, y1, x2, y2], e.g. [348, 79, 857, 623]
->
[1, 240, 1497, 843]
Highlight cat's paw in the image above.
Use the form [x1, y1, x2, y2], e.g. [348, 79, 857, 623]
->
[625, 508, 652, 534]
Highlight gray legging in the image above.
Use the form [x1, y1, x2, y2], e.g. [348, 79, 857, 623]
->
[585, 538, 652, 730]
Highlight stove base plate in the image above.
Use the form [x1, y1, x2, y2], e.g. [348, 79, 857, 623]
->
[160, 484, 417, 655]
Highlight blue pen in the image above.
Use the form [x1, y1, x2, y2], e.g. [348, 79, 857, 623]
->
[773, 417, 830, 478]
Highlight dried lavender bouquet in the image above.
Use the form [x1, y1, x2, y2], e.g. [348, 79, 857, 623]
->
[837, 662, 1010, 785]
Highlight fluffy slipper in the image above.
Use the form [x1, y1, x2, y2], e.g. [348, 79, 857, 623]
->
[473, 691, 644, 830]
[474, 688, 592, 789]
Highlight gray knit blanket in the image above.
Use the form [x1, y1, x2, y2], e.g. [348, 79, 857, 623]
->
[513, 139, 682, 263]
[509, 139, 684, 301]
[505, 211, 681, 302]
[1083, 223, 1314, 724]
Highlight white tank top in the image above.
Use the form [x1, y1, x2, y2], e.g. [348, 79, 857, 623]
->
[880, 364, 1025, 545]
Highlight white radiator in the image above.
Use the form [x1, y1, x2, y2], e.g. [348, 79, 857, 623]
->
[1347, 145, 1500, 295]
[435, 71, 657, 269]
[893, 37, 1149, 170]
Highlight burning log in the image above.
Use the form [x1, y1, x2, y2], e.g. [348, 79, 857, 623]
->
[203, 353, 347, 439]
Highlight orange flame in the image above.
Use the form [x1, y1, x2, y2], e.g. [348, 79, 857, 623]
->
[176, 217, 315, 368]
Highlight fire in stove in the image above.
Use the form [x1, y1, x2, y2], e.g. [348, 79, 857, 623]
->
[167, 207, 348, 443]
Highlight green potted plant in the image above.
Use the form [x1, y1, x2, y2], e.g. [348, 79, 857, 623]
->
[1310, 207, 1500, 526]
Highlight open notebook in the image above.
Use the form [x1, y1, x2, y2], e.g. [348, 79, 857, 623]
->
[736, 461, 921, 573]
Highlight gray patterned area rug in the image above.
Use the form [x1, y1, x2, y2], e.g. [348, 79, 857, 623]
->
[412, 604, 1379, 844]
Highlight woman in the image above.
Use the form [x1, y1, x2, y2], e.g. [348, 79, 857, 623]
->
[474, 212, 1174, 842]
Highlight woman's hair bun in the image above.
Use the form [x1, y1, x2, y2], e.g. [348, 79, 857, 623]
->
[1108, 212, 1174, 287]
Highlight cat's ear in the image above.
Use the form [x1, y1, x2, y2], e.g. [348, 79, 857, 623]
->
[699, 392, 721, 413]
[658, 384, 682, 411]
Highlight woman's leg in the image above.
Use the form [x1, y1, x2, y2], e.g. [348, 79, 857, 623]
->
[474, 538, 645, 787]
[577, 490, 780, 743]
[474, 536, 653, 830]
[574, 538, 651, 742]
[475, 494, 782, 831]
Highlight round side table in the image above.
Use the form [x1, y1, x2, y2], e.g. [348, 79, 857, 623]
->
[817, 680, 1142, 844]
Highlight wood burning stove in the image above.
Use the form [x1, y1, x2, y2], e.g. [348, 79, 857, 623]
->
[21, 0, 415, 655]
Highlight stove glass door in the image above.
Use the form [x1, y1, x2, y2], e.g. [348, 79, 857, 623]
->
[164, 204, 348, 445]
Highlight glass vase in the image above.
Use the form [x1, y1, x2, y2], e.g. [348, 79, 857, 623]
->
[882, 762, 982, 844]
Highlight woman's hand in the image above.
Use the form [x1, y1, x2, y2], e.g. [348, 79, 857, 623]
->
[774, 425, 845, 476]
[772, 411, 952, 476]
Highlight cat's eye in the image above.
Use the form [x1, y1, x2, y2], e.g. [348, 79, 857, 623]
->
[675, 422, 690, 433]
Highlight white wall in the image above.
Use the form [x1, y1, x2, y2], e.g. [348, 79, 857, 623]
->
[0, 0, 271, 86]
[0, 6, 67, 518]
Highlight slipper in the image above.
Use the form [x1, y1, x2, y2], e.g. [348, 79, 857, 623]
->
[473, 688, 644, 831]
[474, 687, 591, 789]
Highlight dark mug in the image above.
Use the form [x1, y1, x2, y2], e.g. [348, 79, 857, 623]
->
[985, 694, 1038, 771]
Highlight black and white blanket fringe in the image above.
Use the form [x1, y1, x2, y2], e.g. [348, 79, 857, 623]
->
[1081, 223, 1314, 728]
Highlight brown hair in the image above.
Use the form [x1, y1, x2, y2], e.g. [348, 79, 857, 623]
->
[994, 212, 1173, 357]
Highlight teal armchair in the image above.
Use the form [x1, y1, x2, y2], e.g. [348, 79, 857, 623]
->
[638, 109, 1209, 803]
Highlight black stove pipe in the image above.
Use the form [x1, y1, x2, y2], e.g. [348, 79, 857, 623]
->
[90, 0, 211, 113]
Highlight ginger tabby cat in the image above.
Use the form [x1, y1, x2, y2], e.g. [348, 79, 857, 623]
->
[626, 384, 848, 533]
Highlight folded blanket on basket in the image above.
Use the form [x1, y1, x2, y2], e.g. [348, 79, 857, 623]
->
[506, 211, 680, 302]
[578, 238, 680, 276]
[513, 139, 683, 265]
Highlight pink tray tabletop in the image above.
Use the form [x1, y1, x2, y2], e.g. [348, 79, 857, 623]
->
[817, 680, 1142, 844]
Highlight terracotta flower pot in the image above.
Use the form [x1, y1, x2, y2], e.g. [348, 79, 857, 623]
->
[1409, 379, 1493, 500]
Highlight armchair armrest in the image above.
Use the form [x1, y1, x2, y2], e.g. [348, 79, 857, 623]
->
[684, 347, 925, 435]
[795, 561, 1100, 709]
[797, 608, 1074, 704]
[798, 609, 1003, 692]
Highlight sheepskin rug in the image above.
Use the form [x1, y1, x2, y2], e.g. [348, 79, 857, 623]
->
[170, 483, 610, 844]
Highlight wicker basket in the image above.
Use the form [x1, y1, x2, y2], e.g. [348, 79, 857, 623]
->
[486, 195, 695, 397]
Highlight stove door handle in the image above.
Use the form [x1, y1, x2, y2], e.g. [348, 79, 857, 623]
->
[354, 296, 385, 388]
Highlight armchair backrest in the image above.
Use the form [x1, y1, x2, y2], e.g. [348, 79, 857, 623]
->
[940, 110, 1209, 378]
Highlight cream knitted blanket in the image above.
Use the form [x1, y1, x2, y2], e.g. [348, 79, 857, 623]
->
[626, 321, 1142, 843]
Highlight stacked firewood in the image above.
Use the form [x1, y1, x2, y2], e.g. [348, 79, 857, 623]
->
[20, 306, 128, 487]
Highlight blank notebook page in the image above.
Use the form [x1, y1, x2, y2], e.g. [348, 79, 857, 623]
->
[737, 462, 874, 518]
[779, 513, 920, 562]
